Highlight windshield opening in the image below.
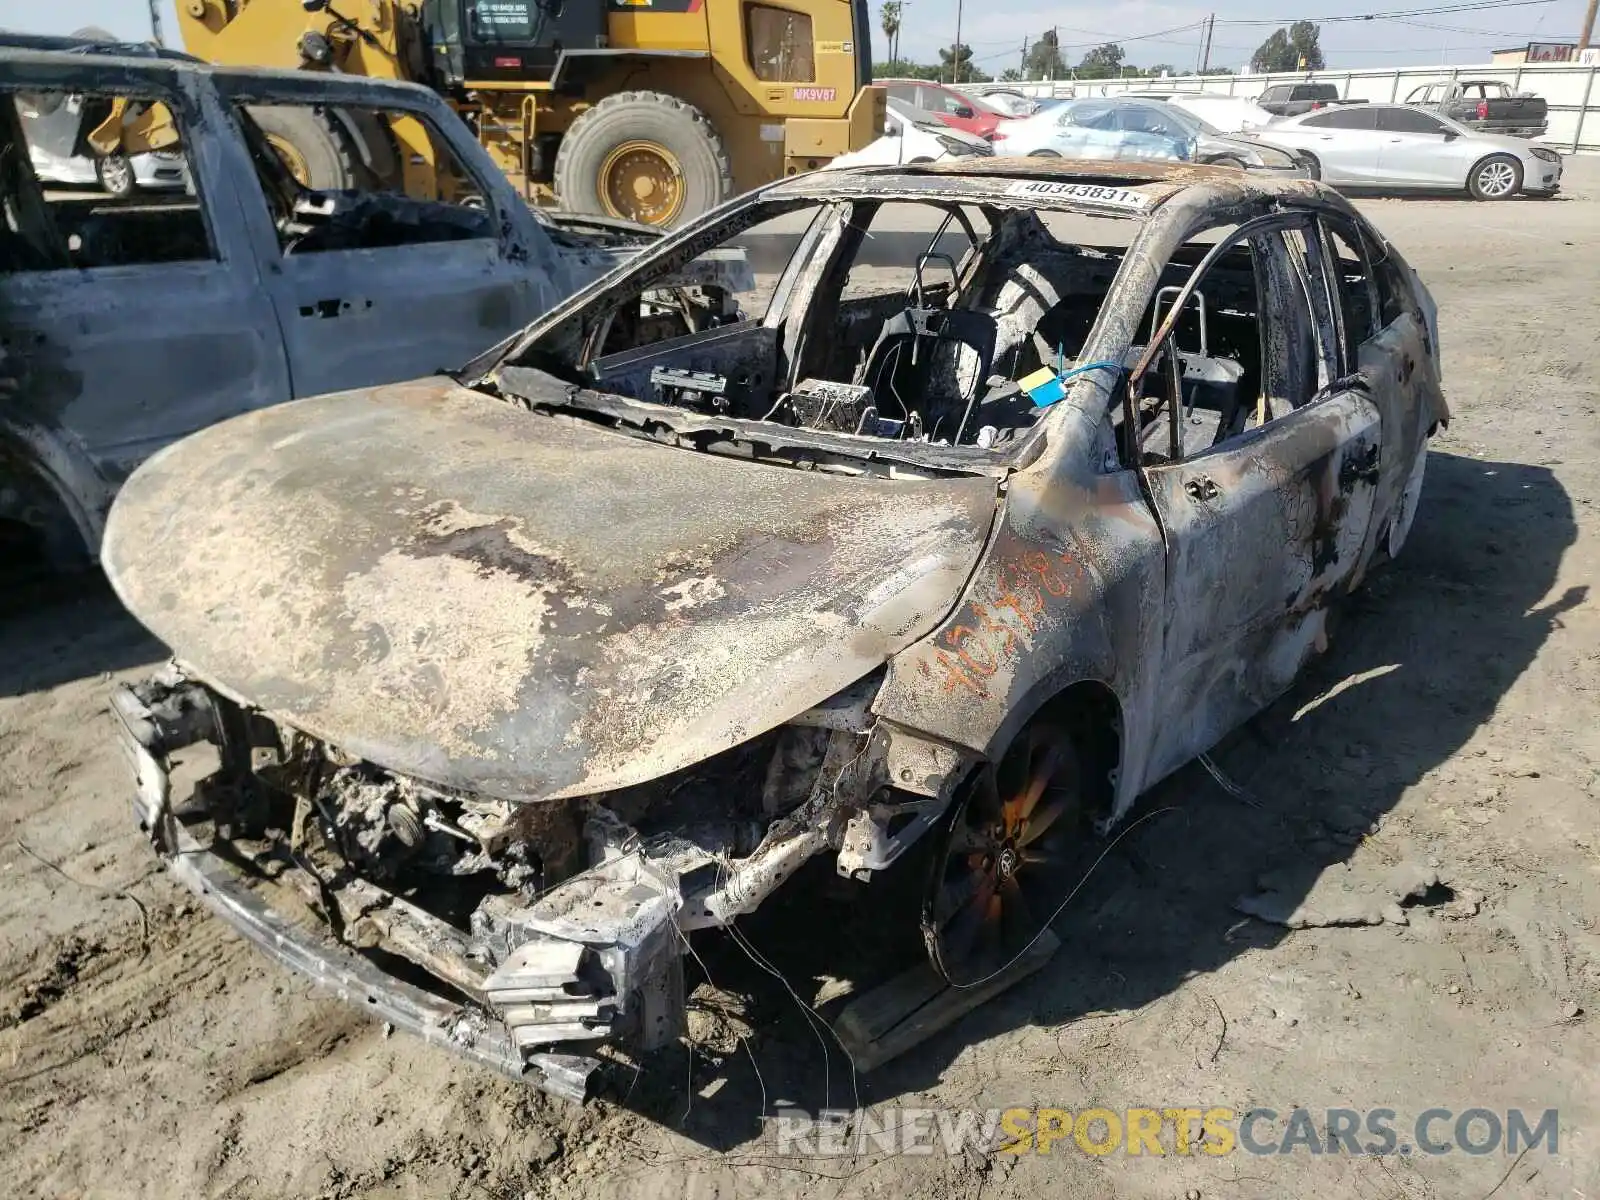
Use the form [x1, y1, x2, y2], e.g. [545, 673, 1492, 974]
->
[495, 190, 1147, 463]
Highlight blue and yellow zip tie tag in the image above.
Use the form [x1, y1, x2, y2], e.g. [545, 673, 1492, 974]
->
[1019, 366, 1067, 408]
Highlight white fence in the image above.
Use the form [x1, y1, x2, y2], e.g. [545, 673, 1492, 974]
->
[999, 63, 1600, 154]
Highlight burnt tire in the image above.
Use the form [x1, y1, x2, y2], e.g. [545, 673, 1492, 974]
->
[554, 91, 732, 228]
[922, 719, 1098, 988]
[0, 462, 90, 574]
[246, 104, 361, 191]
[1468, 153, 1522, 201]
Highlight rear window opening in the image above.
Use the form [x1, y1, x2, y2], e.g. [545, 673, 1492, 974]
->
[1, 88, 209, 271]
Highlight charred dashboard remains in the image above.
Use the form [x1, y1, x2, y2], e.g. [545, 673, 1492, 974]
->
[489, 179, 1290, 484]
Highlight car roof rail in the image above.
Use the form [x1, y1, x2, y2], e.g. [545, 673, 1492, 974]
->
[0, 32, 206, 64]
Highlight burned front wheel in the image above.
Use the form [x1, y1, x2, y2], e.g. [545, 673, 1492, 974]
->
[923, 721, 1090, 987]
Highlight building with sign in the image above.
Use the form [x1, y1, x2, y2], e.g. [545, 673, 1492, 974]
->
[1492, 41, 1580, 64]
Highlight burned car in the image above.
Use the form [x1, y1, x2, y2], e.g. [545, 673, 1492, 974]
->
[104, 159, 1446, 1100]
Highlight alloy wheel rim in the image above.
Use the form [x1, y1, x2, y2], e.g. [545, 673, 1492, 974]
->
[101, 155, 132, 194]
[1480, 161, 1516, 196]
[925, 722, 1084, 986]
[265, 134, 312, 187]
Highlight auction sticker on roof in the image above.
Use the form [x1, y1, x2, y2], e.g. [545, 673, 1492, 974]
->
[1005, 180, 1151, 210]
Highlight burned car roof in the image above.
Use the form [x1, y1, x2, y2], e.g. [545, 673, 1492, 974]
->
[761, 155, 1325, 212]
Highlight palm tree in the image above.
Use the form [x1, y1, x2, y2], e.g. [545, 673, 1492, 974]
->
[881, 1, 903, 65]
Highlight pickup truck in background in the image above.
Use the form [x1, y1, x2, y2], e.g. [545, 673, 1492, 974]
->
[1404, 80, 1549, 138]
[1255, 83, 1368, 117]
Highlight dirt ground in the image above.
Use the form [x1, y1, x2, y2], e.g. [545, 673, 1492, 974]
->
[4, 160, 1600, 1200]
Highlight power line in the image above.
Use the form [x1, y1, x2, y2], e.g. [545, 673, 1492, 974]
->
[1040, 22, 1209, 55]
[1213, 0, 1558, 25]
[969, 20, 1208, 64]
[1042, 20, 1207, 44]
[1391, 16, 1541, 33]
[941, 1, 1554, 58]
[1110, 20, 1212, 43]
[1346, 40, 1512, 49]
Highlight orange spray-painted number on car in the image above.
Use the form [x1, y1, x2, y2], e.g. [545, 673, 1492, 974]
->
[928, 548, 1090, 699]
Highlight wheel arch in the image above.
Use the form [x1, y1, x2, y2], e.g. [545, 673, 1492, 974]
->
[982, 675, 1125, 822]
[0, 418, 110, 564]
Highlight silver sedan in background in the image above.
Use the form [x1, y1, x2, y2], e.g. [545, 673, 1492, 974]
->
[1263, 103, 1562, 199]
[994, 97, 1307, 174]
[990, 101, 1192, 161]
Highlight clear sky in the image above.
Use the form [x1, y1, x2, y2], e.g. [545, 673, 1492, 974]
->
[1, 0, 1591, 73]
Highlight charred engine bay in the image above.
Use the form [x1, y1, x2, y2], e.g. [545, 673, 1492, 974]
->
[192, 692, 847, 1021]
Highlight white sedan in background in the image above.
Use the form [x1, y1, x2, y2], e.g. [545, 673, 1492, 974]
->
[972, 89, 1039, 117]
[29, 143, 188, 196]
[19, 88, 189, 198]
[1262, 104, 1562, 199]
[1169, 95, 1278, 133]
[823, 97, 994, 168]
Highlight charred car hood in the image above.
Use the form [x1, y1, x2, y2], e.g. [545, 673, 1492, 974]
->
[103, 380, 997, 801]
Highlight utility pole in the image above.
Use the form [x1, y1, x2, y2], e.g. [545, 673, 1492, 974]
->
[148, 0, 165, 45]
[1021, 35, 1029, 80]
[1580, 0, 1598, 52]
[950, 0, 964, 84]
[1200, 14, 1215, 74]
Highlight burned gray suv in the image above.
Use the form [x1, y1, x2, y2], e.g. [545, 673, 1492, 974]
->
[106, 159, 1446, 1101]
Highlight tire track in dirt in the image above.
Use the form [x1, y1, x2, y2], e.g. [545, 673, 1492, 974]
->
[0, 908, 247, 1095]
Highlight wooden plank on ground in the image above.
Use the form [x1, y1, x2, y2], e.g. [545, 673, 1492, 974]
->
[832, 931, 1060, 1072]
